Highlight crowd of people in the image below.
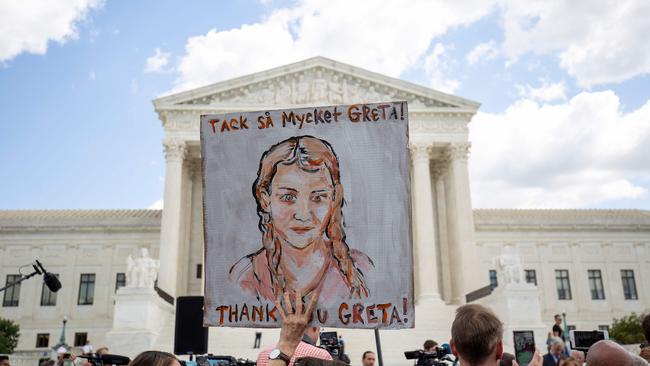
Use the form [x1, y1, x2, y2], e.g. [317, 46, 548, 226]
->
[2, 294, 649, 366]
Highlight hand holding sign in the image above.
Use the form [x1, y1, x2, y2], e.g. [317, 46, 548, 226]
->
[274, 291, 320, 360]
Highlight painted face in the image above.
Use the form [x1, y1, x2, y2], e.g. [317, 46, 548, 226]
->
[269, 162, 334, 248]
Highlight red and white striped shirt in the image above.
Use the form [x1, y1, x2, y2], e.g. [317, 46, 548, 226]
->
[256, 341, 332, 366]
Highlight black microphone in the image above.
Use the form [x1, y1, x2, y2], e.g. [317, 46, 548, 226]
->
[79, 354, 131, 365]
[35, 260, 62, 292]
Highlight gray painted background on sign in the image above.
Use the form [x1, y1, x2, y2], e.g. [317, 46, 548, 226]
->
[201, 102, 413, 329]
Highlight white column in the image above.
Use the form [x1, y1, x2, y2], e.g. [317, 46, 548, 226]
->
[409, 142, 440, 302]
[433, 161, 452, 303]
[158, 138, 186, 298]
[444, 142, 482, 303]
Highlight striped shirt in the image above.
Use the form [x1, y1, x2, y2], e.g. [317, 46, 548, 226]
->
[256, 342, 333, 366]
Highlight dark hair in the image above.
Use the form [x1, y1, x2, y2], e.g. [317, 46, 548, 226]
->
[0, 356, 8, 361]
[499, 353, 515, 366]
[451, 304, 503, 365]
[362, 351, 375, 360]
[423, 340, 437, 350]
[129, 351, 177, 366]
[643, 313, 650, 343]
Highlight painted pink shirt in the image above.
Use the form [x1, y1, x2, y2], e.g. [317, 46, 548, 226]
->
[229, 248, 373, 302]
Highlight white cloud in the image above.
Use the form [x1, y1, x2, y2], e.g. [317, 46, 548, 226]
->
[515, 79, 566, 102]
[147, 199, 164, 210]
[424, 43, 460, 93]
[0, 0, 103, 62]
[469, 91, 650, 208]
[466, 40, 498, 65]
[499, 0, 650, 87]
[173, 0, 496, 92]
[144, 48, 171, 73]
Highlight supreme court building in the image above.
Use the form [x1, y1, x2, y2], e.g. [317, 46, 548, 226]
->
[1, 57, 649, 365]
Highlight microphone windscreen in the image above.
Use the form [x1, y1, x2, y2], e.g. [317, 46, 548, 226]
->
[44, 273, 62, 292]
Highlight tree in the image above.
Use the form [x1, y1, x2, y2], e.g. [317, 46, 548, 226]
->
[0, 317, 20, 354]
[610, 312, 647, 345]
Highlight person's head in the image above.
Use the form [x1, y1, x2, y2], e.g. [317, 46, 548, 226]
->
[587, 340, 637, 366]
[423, 340, 438, 352]
[643, 313, 650, 344]
[253, 135, 367, 297]
[569, 350, 584, 364]
[450, 304, 504, 366]
[129, 351, 179, 366]
[361, 351, 376, 366]
[96, 348, 109, 355]
[554, 314, 562, 325]
[558, 357, 580, 366]
[0, 355, 9, 366]
[549, 337, 564, 356]
[304, 326, 320, 344]
[498, 353, 516, 366]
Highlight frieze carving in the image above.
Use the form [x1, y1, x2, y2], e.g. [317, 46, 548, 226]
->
[409, 118, 469, 134]
[180, 68, 457, 108]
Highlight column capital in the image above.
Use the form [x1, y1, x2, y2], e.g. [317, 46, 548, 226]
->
[446, 142, 471, 161]
[163, 139, 187, 162]
[431, 159, 448, 179]
[187, 159, 201, 180]
[409, 142, 433, 163]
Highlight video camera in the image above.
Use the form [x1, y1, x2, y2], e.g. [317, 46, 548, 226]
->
[180, 356, 255, 366]
[404, 347, 454, 366]
[318, 331, 349, 363]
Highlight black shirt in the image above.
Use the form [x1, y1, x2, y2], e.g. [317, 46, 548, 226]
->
[553, 324, 564, 339]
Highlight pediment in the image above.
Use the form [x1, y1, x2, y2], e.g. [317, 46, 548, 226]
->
[154, 57, 479, 112]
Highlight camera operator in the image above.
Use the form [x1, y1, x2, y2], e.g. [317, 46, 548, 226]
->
[450, 304, 542, 366]
[259, 291, 332, 366]
[423, 341, 438, 353]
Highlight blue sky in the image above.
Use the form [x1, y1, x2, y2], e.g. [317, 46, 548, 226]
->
[1, 0, 649, 209]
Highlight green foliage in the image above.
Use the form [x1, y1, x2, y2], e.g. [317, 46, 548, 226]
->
[610, 312, 647, 345]
[0, 317, 20, 354]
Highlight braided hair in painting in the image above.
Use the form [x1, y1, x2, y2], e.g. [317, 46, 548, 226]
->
[252, 135, 369, 298]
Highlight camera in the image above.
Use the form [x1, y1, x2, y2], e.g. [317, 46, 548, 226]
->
[182, 356, 256, 366]
[404, 347, 454, 366]
[318, 331, 349, 363]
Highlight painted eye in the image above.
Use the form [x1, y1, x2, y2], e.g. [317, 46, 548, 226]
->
[311, 194, 328, 203]
[279, 193, 296, 202]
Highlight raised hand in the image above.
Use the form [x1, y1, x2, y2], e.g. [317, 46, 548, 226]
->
[275, 291, 320, 356]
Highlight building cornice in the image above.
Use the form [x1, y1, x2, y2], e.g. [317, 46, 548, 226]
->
[474, 209, 650, 232]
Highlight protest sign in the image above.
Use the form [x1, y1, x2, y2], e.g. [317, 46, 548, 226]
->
[201, 102, 413, 329]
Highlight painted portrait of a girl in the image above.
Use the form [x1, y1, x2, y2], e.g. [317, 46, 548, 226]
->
[228, 135, 374, 301]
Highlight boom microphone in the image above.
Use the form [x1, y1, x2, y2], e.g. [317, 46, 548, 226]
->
[79, 354, 131, 366]
[35, 260, 62, 292]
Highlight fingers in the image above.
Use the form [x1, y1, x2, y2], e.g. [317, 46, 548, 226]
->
[305, 291, 319, 318]
[295, 290, 303, 315]
[275, 295, 287, 320]
[283, 291, 294, 314]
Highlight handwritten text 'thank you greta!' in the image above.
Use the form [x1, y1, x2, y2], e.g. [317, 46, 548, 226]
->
[204, 102, 406, 135]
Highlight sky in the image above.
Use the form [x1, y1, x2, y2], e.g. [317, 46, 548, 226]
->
[1, 0, 649, 210]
